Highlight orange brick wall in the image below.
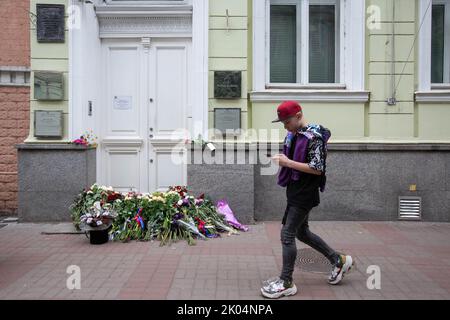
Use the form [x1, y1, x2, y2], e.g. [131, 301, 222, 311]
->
[0, 0, 30, 66]
[0, 0, 30, 215]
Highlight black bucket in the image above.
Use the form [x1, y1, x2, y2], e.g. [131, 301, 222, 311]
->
[88, 227, 111, 245]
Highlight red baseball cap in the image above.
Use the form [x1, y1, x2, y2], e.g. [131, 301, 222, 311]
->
[272, 101, 303, 123]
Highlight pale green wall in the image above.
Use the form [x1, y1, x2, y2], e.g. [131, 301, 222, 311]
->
[367, 0, 416, 139]
[208, 0, 450, 143]
[208, 0, 250, 140]
[28, 0, 69, 143]
[28, 0, 450, 144]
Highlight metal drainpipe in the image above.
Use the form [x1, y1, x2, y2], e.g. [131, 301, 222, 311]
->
[387, 0, 397, 106]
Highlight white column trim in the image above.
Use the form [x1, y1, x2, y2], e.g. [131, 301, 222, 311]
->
[253, 0, 266, 92]
[192, 0, 209, 140]
[69, 0, 83, 140]
[418, 0, 433, 91]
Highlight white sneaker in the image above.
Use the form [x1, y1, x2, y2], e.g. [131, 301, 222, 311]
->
[261, 277, 298, 299]
[328, 254, 355, 285]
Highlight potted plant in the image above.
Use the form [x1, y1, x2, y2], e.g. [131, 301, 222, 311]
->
[79, 201, 117, 245]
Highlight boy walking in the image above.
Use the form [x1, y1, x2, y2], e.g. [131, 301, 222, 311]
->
[261, 101, 355, 299]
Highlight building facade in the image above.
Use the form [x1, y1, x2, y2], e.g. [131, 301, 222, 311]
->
[0, 0, 31, 216]
[19, 0, 450, 222]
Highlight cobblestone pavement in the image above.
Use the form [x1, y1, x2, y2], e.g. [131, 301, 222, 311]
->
[0, 220, 449, 300]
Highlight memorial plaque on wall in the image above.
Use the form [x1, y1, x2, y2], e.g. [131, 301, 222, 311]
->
[36, 4, 65, 43]
[214, 71, 242, 99]
[34, 110, 63, 138]
[214, 108, 241, 135]
[34, 71, 64, 100]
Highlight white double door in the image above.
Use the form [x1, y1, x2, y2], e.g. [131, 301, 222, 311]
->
[99, 38, 191, 193]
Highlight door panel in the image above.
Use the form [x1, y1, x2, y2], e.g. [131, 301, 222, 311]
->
[101, 39, 146, 193]
[106, 148, 141, 193]
[155, 150, 186, 191]
[149, 39, 190, 191]
[99, 38, 189, 193]
[108, 46, 141, 136]
[151, 43, 188, 139]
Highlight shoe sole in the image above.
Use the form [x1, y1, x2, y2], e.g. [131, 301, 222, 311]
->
[260, 284, 298, 299]
[328, 256, 355, 285]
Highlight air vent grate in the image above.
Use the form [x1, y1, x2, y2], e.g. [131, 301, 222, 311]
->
[398, 196, 422, 221]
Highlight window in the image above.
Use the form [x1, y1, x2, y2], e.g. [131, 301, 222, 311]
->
[269, 0, 340, 85]
[270, 5, 297, 83]
[309, 4, 337, 83]
[106, 0, 187, 4]
[416, 0, 450, 101]
[252, 0, 366, 101]
[431, 0, 450, 84]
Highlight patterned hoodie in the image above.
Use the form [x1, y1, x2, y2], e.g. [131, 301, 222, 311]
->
[278, 124, 331, 192]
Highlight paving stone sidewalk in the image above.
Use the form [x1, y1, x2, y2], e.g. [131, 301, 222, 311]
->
[0, 220, 449, 300]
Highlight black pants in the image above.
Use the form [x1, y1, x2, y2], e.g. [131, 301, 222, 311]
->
[280, 204, 339, 282]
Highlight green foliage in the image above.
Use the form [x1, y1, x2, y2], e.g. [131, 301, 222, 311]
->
[69, 185, 237, 246]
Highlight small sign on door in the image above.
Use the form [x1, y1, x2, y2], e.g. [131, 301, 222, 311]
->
[113, 96, 132, 110]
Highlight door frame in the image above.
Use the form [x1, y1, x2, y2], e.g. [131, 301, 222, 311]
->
[68, 0, 209, 190]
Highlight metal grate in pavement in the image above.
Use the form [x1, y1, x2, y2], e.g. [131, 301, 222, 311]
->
[295, 248, 332, 274]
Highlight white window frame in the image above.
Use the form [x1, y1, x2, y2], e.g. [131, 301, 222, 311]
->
[416, 0, 450, 102]
[104, 0, 190, 5]
[267, 0, 341, 85]
[252, 0, 367, 102]
[431, 0, 450, 85]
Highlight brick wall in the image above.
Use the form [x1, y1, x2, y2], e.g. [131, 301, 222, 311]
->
[0, 0, 30, 66]
[0, 0, 30, 215]
[0, 87, 30, 215]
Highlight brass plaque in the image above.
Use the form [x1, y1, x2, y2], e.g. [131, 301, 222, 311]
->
[34, 110, 63, 138]
[36, 4, 65, 43]
[214, 71, 242, 99]
[214, 108, 241, 135]
[34, 71, 64, 100]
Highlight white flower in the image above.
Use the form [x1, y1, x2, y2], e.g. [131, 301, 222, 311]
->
[96, 220, 103, 226]
[177, 200, 183, 206]
[115, 199, 122, 203]
[107, 186, 114, 191]
[87, 190, 94, 195]
[94, 201, 102, 211]
[87, 218, 93, 224]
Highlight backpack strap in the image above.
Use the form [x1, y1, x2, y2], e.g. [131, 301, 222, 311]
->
[320, 139, 328, 193]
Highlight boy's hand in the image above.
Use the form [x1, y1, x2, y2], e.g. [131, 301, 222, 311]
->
[272, 154, 291, 168]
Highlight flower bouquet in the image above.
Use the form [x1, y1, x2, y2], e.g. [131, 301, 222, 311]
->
[71, 129, 98, 147]
[79, 201, 118, 245]
[70, 184, 243, 246]
[70, 184, 123, 230]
